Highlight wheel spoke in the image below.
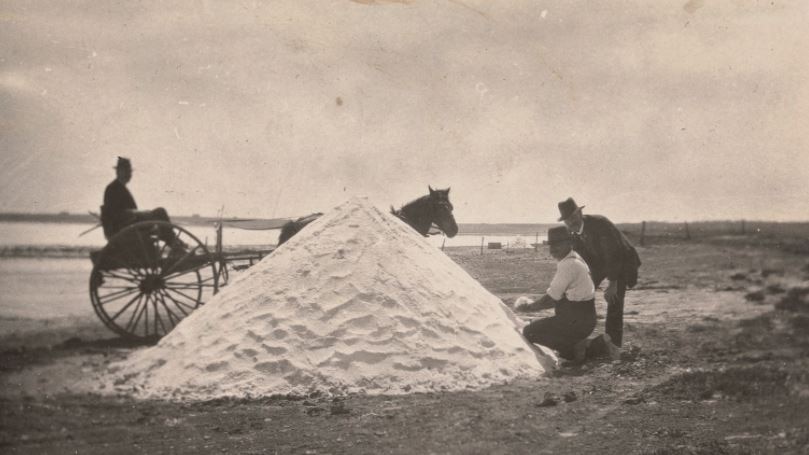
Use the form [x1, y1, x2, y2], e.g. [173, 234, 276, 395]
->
[164, 287, 199, 311]
[153, 299, 167, 335]
[156, 292, 180, 327]
[162, 259, 207, 281]
[98, 286, 140, 305]
[162, 245, 201, 276]
[164, 282, 212, 290]
[102, 269, 141, 284]
[142, 293, 150, 337]
[163, 286, 199, 305]
[124, 294, 146, 331]
[163, 279, 205, 286]
[110, 291, 145, 322]
[165, 284, 215, 291]
[133, 294, 149, 335]
[158, 290, 187, 316]
[160, 289, 193, 315]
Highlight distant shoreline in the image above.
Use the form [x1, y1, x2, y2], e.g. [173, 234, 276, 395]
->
[0, 212, 241, 227]
[0, 245, 98, 259]
[0, 213, 556, 235]
[2, 213, 808, 239]
[0, 244, 279, 259]
[0, 242, 536, 259]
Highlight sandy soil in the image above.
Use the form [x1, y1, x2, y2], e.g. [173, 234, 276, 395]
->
[2, 241, 809, 454]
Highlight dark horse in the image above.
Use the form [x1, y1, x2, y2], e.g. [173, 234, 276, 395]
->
[277, 186, 459, 246]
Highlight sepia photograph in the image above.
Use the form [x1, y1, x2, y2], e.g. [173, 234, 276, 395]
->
[1, 0, 808, 453]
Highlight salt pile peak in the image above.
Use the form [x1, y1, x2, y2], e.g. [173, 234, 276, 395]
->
[114, 197, 550, 400]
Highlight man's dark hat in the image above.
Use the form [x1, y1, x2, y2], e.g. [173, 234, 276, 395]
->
[547, 226, 572, 245]
[115, 156, 132, 170]
[557, 197, 584, 221]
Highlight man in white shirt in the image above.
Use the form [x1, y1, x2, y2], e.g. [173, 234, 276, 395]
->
[516, 226, 598, 363]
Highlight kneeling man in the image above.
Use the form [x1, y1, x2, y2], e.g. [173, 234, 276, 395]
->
[518, 226, 596, 363]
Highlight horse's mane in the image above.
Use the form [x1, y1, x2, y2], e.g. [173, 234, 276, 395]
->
[393, 194, 443, 236]
[390, 194, 431, 216]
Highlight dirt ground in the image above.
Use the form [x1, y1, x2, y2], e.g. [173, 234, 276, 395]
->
[2, 240, 809, 454]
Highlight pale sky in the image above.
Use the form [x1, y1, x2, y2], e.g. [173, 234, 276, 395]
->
[1, 0, 807, 223]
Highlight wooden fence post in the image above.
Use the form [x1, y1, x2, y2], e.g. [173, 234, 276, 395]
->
[640, 221, 646, 246]
[535, 232, 539, 252]
[741, 219, 746, 235]
[684, 221, 691, 240]
[480, 237, 485, 256]
[215, 222, 224, 290]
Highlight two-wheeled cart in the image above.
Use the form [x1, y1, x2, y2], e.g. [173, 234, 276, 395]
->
[88, 220, 276, 340]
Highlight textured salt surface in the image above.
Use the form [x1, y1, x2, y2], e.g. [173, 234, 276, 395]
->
[111, 197, 552, 400]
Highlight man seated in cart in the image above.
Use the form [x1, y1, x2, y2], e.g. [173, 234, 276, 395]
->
[101, 157, 185, 250]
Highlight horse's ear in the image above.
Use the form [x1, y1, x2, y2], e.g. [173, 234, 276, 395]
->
[447, 187, 450, 194]
[428, 185, 435, 194]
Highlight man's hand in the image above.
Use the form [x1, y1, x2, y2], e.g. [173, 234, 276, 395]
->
[514, 296, 534, 312]
[604, 281, 618, 304]
[515, 294, 556, 312]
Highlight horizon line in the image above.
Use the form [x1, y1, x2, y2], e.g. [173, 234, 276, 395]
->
[1, 211, 808, 226]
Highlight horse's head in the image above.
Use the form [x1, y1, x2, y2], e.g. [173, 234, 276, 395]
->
[428, 185, 458, 238]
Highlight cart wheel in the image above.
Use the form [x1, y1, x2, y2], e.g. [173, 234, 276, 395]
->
[89, 221, 218, 340]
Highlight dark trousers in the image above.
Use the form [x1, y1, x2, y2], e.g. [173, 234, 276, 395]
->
[129, 207, 171, 225]
[115, 208, 177, 244]
[522, 299, 596, 360]
[606, 280, 627, 347]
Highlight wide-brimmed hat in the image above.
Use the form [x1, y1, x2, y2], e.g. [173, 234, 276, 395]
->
[547, 226, 573, 245]
[557, 197, 584, 221]
[115, 156, 132, 170]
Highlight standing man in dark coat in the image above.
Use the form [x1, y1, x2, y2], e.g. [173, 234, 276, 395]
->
[102, 157, 179, 246]
[557, 197, 641, 350]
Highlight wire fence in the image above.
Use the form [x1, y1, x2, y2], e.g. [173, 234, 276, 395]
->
[615, 220, 809, 253]
[445, 221, 809, 255]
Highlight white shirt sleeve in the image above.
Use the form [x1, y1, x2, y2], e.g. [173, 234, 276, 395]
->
[546, 260, 572, 301]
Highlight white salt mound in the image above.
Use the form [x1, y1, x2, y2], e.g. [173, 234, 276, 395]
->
[113, 197, 552, 400]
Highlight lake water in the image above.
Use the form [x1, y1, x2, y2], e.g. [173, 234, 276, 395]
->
[0, 222, 546, 321]
[0, 222, 546, 250]
[0, 257, 92, 319]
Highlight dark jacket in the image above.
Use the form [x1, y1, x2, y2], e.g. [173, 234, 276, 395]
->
[102, 180, 137, 238]
[572, 214, 641, 288]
